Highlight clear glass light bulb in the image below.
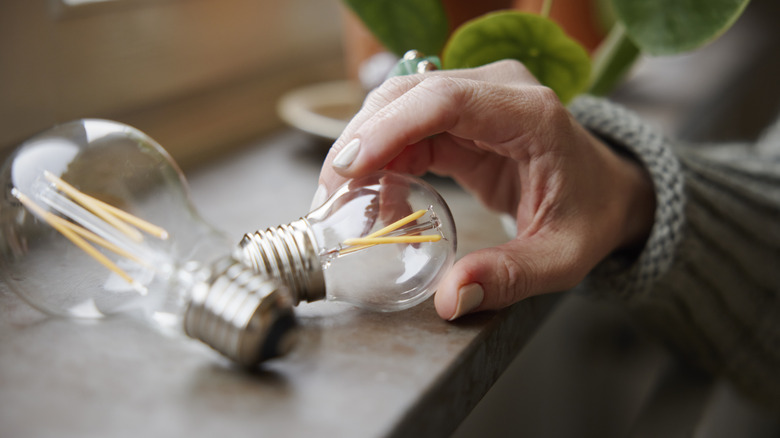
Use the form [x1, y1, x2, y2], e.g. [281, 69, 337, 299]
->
[239, 171, 457, 312]
[0, 119, 296, 366]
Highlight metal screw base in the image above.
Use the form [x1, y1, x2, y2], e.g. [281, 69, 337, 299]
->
[183, 257, 296, 367]
[237, 218, 326, 305]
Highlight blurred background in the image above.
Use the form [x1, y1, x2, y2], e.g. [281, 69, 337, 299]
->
[4, 0, 778, 166]
[0, 0, 345, 168]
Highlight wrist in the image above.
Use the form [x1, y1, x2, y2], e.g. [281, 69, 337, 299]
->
[614, 153, 656, 252]
[585, 128, 656, 256]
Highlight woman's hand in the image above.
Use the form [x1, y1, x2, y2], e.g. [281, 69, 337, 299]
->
[313, 60, 656, 320]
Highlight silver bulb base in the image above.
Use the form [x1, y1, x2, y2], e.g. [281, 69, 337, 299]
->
[182, 257, 297, 367]
[237, 218, 325, 306]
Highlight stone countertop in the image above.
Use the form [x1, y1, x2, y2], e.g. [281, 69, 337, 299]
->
[0, 130, 557, 438]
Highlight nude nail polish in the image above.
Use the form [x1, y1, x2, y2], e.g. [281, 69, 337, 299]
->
[332, 138, 360, 169]
[449, 283, 484, 320]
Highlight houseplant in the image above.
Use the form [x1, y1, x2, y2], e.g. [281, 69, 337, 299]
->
[342, 0, 751, 102]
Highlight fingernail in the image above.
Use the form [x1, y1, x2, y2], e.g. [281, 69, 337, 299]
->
[332, 138, 360, 169]
[449, 283, 484, 320]
[310, 184, 328, 211]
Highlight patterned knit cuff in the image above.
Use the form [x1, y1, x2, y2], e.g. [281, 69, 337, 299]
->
[568, 95, 686, 296]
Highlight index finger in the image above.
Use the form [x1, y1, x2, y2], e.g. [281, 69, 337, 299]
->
[317, 60, 541, 194]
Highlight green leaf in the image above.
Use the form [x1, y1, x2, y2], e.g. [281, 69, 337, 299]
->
[612, 0, 750, 55]
[442, 11, 591, 104]
[588, 23, 640, 96]
[344, 0, 449, 57]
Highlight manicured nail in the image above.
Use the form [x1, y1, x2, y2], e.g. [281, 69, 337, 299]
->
[332, 138, 360, 169]
[310, 184, 328, 211]
[449, 283, 484, 320]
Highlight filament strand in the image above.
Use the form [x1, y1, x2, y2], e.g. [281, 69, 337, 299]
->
[338, 208, 442, 255]
[14, 172, 170, 285]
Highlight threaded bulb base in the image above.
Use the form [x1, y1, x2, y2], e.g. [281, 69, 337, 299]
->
[182, 257, 296, 367]
[237, 218, 325, 305]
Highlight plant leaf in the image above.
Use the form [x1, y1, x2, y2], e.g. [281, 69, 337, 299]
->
[343, 0, 449, 57]
[588, 23, 640, 96]
[612, 0, 750, 55]
[442, 11, 591, 103]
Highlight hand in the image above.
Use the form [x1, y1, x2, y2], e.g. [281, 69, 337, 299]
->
[313, 60, 656, 320]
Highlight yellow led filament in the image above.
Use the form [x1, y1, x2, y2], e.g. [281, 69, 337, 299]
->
[13, 172, 169, 285]
[340, 208, 442, 255]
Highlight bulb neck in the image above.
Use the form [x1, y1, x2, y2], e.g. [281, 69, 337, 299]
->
[182, 257, 297, 367]
[237, 218, 326, 306]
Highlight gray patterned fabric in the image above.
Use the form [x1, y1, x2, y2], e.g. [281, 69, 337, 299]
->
[569, 96, 780, 410]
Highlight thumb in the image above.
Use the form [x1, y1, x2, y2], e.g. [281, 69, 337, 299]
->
[434, 235, 587, 320]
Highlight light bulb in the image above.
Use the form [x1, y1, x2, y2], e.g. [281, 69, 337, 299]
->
[0, 119, 296, 366]
[238, 171, 457, 312]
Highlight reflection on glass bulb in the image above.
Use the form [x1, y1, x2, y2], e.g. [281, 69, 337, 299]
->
[239, 171, 457, 312]
[0, 119, 296, 366]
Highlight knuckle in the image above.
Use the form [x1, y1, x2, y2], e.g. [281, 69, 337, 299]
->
[535, 86, 564, 111]
[533, 86, 571, 135]
[421, 76, 475, 106]
[514, 84, 561, 117]
[415, 76, 469, 120]
[366, 76, 418, 106]
[496, 250, 535, 304]
[417, 75, 459, 95]
[382, 74, 416, 91]
[495, 59, 530, 76]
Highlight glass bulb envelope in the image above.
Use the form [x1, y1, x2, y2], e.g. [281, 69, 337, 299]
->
[0, 119, 295, 366]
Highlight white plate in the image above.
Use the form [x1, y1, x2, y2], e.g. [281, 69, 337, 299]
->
[277, 80, 365, 140]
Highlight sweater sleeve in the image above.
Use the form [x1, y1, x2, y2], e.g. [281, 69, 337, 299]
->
[568, 96, 780, 409]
